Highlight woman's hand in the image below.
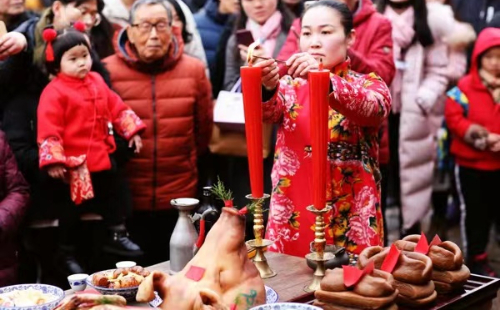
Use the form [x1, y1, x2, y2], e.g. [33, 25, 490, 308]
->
[129, 134, 143, 154]
[0, 32, 27, 60]
[286, 53, 319, 78]
[47, 164, 67, 180]
[239, 44, 266, 63]
[254, 59, 279, 91]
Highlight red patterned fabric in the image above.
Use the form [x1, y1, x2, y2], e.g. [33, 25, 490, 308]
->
[37, 72, 146, 172]
[39, 138, 94, 204]
[263, 59, 391, 257]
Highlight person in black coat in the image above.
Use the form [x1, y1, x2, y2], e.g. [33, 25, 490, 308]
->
[451, 0, 500, 33]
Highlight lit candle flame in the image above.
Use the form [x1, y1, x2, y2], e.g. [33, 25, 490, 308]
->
[319, 58, 323, 71]
[247, 41, 260, 67]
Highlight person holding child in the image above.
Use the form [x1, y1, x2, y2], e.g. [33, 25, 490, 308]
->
[37, 23, 146, 274]
[254, 0, 391, 257]
[445, 27, 500, 277]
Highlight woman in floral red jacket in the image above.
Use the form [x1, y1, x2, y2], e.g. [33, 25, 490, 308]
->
[256, 0, 391, 257]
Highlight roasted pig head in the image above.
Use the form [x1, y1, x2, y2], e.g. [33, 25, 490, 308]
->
[137, 207, 266, 310]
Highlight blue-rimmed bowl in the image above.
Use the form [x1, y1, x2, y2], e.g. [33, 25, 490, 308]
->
[85, 271, 138, 301]
[0, 284, 64, 310]
[249, 303, 322, 310]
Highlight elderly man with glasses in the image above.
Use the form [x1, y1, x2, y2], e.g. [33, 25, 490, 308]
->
[103, 0, 213, 264]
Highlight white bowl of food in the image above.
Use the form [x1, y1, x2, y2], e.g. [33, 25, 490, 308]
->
[0, 284, 64, 310]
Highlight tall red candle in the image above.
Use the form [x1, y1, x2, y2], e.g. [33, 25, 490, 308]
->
[308, 66, 330, 210]
[241, 65, 264, 198]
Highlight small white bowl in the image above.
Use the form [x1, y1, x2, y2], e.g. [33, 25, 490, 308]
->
[116, 261, 137, 268]
[68, 273, 89, 291]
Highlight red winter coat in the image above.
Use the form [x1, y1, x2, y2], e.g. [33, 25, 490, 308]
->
[103, 30, 213, 211]
[445, 28, 500, 171]
[277, 0, 395, 164]
[0, 131, 30, 287]
[37, 72, 146, 172]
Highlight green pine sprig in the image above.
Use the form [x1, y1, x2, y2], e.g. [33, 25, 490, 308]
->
[210, 176, 234, 203]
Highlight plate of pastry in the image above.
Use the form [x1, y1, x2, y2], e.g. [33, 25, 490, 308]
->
[86, 266, 150, 301]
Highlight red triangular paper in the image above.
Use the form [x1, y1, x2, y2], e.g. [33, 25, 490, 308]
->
[414, 232, 430, 254]
[363, 260, 375, 275]
[429, 235, 442, 248]
[380, 244, 401, 273]
[343, 265, 364, 288]
[185, 265, 206, 282]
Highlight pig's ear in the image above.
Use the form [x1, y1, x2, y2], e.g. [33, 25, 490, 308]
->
[199, 288, 228, 310]
[136, 271, 168, 302]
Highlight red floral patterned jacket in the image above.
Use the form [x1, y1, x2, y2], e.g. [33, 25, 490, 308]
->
[37, 72, 145, 203]
[38, 72, 145, 172]
[263, 59, 392, 256]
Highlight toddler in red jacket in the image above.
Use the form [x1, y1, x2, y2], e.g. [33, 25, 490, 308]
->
[37, 23, 146, 275]
[445, 27, 500, 278]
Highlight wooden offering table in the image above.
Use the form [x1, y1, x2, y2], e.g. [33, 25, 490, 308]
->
[67, 252, 500, 309]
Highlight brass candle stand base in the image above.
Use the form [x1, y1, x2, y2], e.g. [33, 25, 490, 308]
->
[304, 205, 332, 292]
[245, 193, 277, 279]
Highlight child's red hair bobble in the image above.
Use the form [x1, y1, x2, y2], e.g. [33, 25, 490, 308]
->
[42, 28, 57, 62]
[73, 21, 86, 33]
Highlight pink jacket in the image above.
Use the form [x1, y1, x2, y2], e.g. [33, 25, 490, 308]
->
[388, 3, 453, 230]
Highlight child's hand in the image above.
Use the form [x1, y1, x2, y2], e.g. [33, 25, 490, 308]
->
[286, 52, 319, 78]
[464, 124, 489, 146]
[47, 164, 67, 180]
[0, 32, 27, 60]
[487, 133, 500, 152]
[129, 134, 143, 154]
[254, 59, 279, 91]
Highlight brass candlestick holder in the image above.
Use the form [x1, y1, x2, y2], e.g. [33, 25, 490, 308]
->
[245, 193, 277, 279]
[304, 205, 334, 292]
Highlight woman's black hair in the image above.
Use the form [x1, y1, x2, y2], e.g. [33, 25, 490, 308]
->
[376, 0, 434, 47]
[44, 28, 91, 75]
[165, 0, 193, 44]
[301, 0, 353, 36]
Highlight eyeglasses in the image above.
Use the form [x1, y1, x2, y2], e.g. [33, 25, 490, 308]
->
[131, 21, 170, 34]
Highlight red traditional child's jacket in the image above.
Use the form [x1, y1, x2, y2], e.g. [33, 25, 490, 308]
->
[263, 59, 392, 256]
[37, 72, 145, 203]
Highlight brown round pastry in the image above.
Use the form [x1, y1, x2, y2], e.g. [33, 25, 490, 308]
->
[92, 273, 109, 287]
[358, 246, 436, 307]
[395, 235, 470, 294]
[357, 247, 433, 285]
[314, 300, 399, 310]
[396, 235, 463, 271]
[396, 290, 437, 308]
[313, 268, 398, 310]
[392, 279, 435, 299]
